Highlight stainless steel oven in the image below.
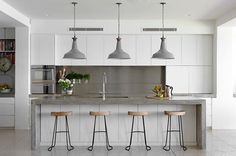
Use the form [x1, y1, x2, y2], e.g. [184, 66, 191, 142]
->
[31, 65, 56, 94]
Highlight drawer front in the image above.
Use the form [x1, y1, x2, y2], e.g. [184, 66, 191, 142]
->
[0, 98, 15, 104]
[0, 116, 14, 127]
[0, 104, 14, 115]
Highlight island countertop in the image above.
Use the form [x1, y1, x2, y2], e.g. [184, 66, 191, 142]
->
[31, 95, 206, 105]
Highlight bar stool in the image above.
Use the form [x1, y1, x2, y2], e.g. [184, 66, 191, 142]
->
[163, 111, 187, 151]
[48, 111, 74, 151]
[88, 111, 113, 151]
[125, 111, 151, 151]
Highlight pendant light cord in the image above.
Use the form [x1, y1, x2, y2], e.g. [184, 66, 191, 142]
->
[117, 3, 121, 39]
[161, 2, 165, 38]
[72, 2, 77, 37]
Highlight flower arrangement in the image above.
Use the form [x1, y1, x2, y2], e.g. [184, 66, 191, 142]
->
[152, 84, 165, 97]
[58, 79, 73, 91]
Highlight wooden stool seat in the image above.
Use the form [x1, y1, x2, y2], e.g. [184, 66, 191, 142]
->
[164, 111, 186, 116]
[89, 111, 110, 116]
[51, 111, 72, 116]
[128, 111, 149, 116]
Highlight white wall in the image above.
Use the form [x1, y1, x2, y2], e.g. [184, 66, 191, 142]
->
[31, 19, 215, 35]
[15, 27, 30, 129]
[212, 26, 236, 129]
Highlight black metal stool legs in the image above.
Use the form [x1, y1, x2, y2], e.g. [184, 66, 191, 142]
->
[163, 115, 171, 151]
[163, 115, 187, 151]
[125, 116, 135, 151]
[178, 116, 187, 151]
[88, 115, 113, 151]
[125, 115, 151, 151]
[104, 116, 113, 151]
[88, 116, 97, 151]
[48, 116, 58, 151]
[65, 116, 74, 151]
[142, 116, 151, 151]
[48, 116, 74, 151]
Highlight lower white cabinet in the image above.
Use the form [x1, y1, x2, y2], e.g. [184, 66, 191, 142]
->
[166, 66, 212, 94]
[0, 98, 15, 128]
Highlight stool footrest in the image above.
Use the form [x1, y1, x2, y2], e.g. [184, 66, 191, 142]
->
[131, 131, 145, 133]
[94, 130, 107, 133]
[55, 131, 69, 133]
[167, 130, 180, 132]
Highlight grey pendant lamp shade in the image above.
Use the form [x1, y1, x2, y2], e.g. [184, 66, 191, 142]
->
[152, 2, 174, 59]
[63, 2, 86, 59]
[108, 3, 130, 59]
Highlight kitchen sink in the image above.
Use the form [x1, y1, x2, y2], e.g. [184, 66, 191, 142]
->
[90, 95, 129, 99]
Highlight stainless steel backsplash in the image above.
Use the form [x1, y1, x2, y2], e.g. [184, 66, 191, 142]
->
[56, 66, 164, 96]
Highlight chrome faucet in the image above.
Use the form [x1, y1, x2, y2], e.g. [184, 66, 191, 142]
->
[102, 72, 107, 101]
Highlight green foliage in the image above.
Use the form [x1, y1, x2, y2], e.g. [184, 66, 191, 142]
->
[83, 74, 90, 80]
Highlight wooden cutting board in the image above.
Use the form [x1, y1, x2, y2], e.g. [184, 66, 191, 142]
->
[145, 96, 170, 100]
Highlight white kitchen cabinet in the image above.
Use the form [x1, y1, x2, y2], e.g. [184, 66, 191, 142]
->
[136, 35, 152, 65]
[197, 35, 213, 65]
[0, 98, 15, 128]
[165, 35, 182, 65]
[120, 35, 136, 65]
[166, 66, 189, 93]
[189, 66, 212, 93]
[166, 66, 212, 94]
[182, 35, 197, 65]
[55, 35, 87, 66]
[86, 35, 103, 65]
[31, 34, 55, 65]
[151, 35, 166, 65]
[202, 98, 212, 127]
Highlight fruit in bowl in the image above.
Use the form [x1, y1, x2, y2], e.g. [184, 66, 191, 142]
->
[152, 85, 165, 97]
[0, 84, 11, 93]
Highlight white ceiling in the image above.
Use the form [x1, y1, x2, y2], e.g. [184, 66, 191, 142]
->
[0, 11, 25, 27]
[4, 0, 236, 20]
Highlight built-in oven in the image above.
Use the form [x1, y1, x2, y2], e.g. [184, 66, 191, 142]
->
[31, 65, 56, 94]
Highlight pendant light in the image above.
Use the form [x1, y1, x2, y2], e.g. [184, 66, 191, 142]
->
[108, 3, 130, 59]
[63, 2, 86, 59]
[152, 2, 174, 59]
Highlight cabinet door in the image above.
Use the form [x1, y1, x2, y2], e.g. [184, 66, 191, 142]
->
[120, 35, 136, 65]
[189, 66, 212, 93]
[39, 34, 55, 65]
[197, 35, 213, 65]
[31, 34, 40, 65]
[136, 35, 151, 65]
[31, 34, 55, 65]
[165, 35, 182, 65]
[182, 35, 197, 65]
[103, 35, 121, 65]
[166, 66, 189, 93]
[86, 35, 103, 65]
[151, 35, 166, 65]
[55, 35, 72, 65]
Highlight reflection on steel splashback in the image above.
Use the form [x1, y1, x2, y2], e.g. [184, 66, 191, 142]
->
[31, 65, 56, 94]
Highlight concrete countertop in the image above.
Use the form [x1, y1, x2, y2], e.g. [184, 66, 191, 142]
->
[31, 94, 206, 105]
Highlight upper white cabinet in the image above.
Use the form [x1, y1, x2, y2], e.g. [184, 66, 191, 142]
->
[120, 35, 136, 65]
[35, 34, 212, 66]
[136, 35, 151, 65]
[165, 35, 182, 65]
[31, 34, 55, 65]
[86, 35, 103, 65]
[181, 35, 213, 66]
[55, 35, 87, 66]
[182, 35, 197, 65]
[197, 35, 213, 65]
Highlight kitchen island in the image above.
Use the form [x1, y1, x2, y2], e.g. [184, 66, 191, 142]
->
[31, 95, 206, 150]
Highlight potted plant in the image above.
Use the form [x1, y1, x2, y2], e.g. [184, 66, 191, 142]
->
[65, 72, 83, 84]
[58, 79, 73, 95]
[83, 74, 90, 84]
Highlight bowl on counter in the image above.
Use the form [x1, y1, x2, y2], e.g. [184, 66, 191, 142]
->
[0, 88, 11, 93]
